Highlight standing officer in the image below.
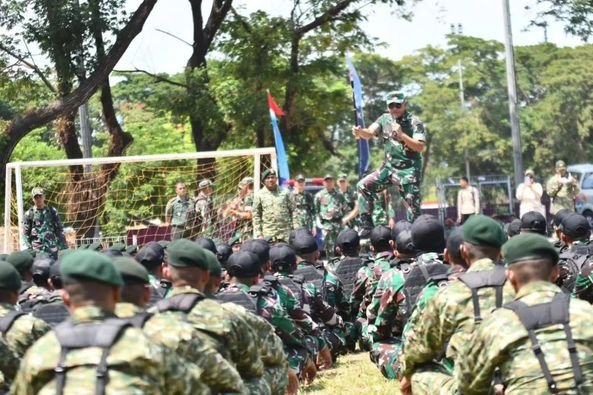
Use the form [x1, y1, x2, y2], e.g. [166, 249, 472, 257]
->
[337, 174, 357, 212]
[315, 175, 347, 257]
[165, 182, 195, 240]
[23, 187, 67, 257]
[292, 174, 316, 234]
[195, 179, 215, 237]
[547, 160, 579, 215]
[253, 169, 298, 242]
[353, 91, 426, 235]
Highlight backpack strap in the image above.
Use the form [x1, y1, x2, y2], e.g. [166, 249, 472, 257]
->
[155, 293, 204, 315]
[505, 293, 583, 393]
[0, 310, 26, 335]
[53, 318, 132, 395]
[127, 312, 153, 329]
[459, 265, 506, 324]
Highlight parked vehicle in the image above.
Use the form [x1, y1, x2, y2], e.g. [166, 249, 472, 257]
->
[568, 163, 593, 227]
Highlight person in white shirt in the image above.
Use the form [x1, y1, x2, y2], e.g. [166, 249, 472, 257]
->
[456, 177, 480, 224]
[516, 169, 545, 218]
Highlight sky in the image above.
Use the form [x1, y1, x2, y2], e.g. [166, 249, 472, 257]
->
[116, 0, 584, 74]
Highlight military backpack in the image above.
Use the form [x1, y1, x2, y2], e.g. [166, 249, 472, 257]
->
[458, 264, 506, 324]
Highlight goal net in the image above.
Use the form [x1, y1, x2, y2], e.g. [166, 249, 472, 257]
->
[3, 147, 277, 253]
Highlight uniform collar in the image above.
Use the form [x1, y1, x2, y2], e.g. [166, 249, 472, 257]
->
[515, 281, 562, 300]
[70, 305, 115, 323]
[168, 285, 206, 297]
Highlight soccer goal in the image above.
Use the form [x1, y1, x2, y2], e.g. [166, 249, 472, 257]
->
[3, 147, 277, 253]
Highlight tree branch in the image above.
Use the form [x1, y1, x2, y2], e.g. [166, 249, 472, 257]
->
[204, 0, 234, 50]
[114, 68, 188, 88]
[0, 42, 56, 93]
[296, 0, 356, 36]
[155, 28, 193, 48]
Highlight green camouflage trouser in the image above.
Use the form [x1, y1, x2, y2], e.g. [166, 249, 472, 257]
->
[245, 377, 272, 395]
[369, 339, 403, 380]
[411, 367, 456, 395]
[357, 164, 421, 222]
[264, 365, 289, 395]
[321, 222, 341, 258]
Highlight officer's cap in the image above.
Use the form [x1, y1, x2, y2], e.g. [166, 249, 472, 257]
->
[291, 233, 318, 255]
[113, 257, 149, 284]
[336, 229, 360, 249]
[520, 211, 547, 235]
[386, 91, 406, 105]
[0, 262, 21, 292]
[7, 251, 34, 275]
[463, 215, 505, 248]
[60, 250, 124, 286]
[195, 237, 217, 254]
[240, 239, 270, 264]
[261, 169, 277, 180]
[270, 244, 297, 269]
[198, 179, 214, 189]
[166, 239, 209, 270]
[412, 215, 445, 253]
[227, 251, 261, 278]
[135, 241, 165, 270]
[502, 233, 558, 265]
[555, 160, 567, 169]
[31, 187, 44, 197]
[560, 213, 591, 240]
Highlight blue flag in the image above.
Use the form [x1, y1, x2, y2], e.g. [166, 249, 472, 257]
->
[346, 54, 370, 178]
[267, 91, 290, 186]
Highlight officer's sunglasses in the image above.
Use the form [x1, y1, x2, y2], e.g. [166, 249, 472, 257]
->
[388, 103, 402, 109]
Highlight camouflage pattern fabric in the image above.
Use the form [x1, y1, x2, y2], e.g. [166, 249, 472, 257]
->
[546, 174, 579, 214]
[165, 196, 195, 239]
[455, 281, 593, 394]
[401, 259, 516, 385]
[18, 285, 52, 312]
[23, 206, 67, 256]
[340, 186, 357, 212]
[195, 192, 215, 237]
[314, 188, 347, 257]
[0, 303, 50, 358]
[237, 191, 254, 241]
[253, 186, 297, 242]
[11, 305, 207, 395]
[0, 337, 19, 392]
[372, 191, 395, 227]
[150, 286, 268, 394]
[116, 302, 246, 394]
[292, 190, 315, 232]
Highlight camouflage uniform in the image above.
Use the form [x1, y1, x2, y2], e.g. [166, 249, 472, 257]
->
[456, 281, 593, 394]
[11, 305, 207, 395]
[0, 303, 51, 358]
[340, 186, 357, 212]
[115, 302, 246, 394]
[401, 258, 516, 392]
[315, 188, 347, 257]
[165, 195, 195, 240]
[152, 286, 268, 394]
[357, 112, 425, 222]
[0, 337, 19, 392]
[292, 190, 315, 232]
[547, 173, 579, 214]
[23, 206, 66, 257]
[372, 191, 395, 227]
[195, 192, 215, 237]
[236, 191, 254, 241]
[253, 186, 297, 241]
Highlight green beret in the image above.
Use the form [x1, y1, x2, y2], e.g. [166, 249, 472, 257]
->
[502, 233, 558, 265]
[110, 243, 126, 253]
[167, 239, 209, 270]
[112, 257, 149, 284]
[6, 251, 34, 275]
[125, 245, 138, 256]
[88, 242, 103, 251]
[261, 169, 277, 181]
[463, 215, 506, 248]
[0, 254, 7, 261]
[60, 250, 124, 286]
[0, 262, 21, 292]
[204, 250, 222, 277]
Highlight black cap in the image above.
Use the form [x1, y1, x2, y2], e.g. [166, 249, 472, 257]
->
[49, 261, 61, 279]
[412, 214, 445, 253]
[506, 219, 522, 238]
[32, 257, 54, 285]
[445, 228, 464, 262]
[270, 244, 297, 272]
[227, 251, 261, 278]
[370, 226, 392, 248]
[336, 229, 360, 249]
[291, 233, 318, 255]
[395, 230, 415, 254]
[195, 237, 217, 255]
[392, 220, 412, 240]
[240, 239, 270, 264]
[135, 242, 165, 270]
[520, 211, 547, 235]
[289, 228, 312, 246]
[553, 209, 574, 228]
[216, 243, 232, 266]
[560, 213, 591, 240]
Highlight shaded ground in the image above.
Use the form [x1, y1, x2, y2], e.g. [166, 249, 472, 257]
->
[302, 352, 400, 394]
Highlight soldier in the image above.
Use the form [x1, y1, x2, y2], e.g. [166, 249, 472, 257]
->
[229, 176, 255, 241]
[556, 213, 592, 293]
[0, 336, 18, 392]
[113, 256, 245, 394]
[400, 215, 514, 394]
[547, 160, 579, 215]
[456, 233, 593, 394]
[135, 241, 169, 304]
[194, 179, 215, 237]
[12, 250, 205, 394]
[292, 174, 316, 234]
[31, 259, 70, 327]
[337, 173, 357, 212]
[149, 239, 269, 394]
[19, 256, 53, 311]
[6, 251, 35, 301]
[165, 182, 195, 240]
[23, 187, 67, 258]
[315, 174, 347, 258]
[253, 169, 298, 242]
[353, 91, 426, 235]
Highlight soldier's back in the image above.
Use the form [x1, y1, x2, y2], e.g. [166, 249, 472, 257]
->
[0, 303, 50, 358]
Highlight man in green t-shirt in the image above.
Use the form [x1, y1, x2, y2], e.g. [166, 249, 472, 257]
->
[352, 91, 426, 237]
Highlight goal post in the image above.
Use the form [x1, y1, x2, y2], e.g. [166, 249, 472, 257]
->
[3, 147, 277, 253]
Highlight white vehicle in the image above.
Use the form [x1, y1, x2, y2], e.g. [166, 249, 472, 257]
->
[568, 163, 593, 227]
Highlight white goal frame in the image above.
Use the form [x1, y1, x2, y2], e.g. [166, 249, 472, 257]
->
[4, 147, 277, 253]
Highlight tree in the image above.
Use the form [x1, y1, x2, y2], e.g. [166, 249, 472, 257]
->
[529, 0, 593, 41]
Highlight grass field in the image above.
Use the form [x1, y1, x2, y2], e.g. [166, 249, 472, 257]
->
[302, 352, 400, 395]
